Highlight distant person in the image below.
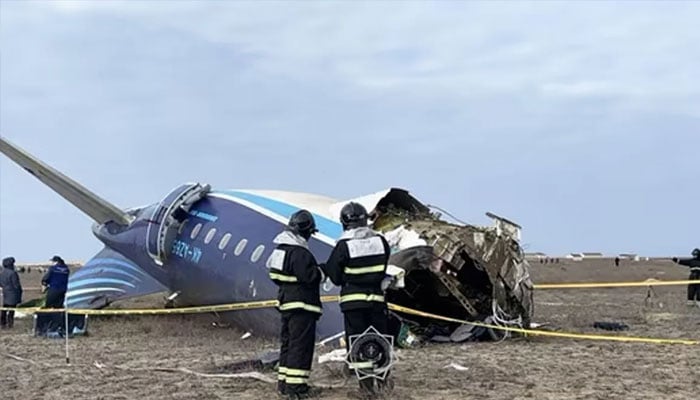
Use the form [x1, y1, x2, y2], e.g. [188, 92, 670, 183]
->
[614, 257, 620, 267]
[673, 248, 700, 306]
[268, 210, 324, 399]
[0, 256, 23, 329]
[42, 255, 70, 308]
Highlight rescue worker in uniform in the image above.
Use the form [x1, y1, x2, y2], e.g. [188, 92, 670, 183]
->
[322, 202, 392, 395]
[269, 210, 324, 399]
[673, 248, 700, 306]
[42, 255, 70, 308]
[1, 256, 23, 329]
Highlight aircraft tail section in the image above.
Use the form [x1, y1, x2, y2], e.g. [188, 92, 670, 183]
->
[66, 247, 168, 309]
[0, 136, 132, 225]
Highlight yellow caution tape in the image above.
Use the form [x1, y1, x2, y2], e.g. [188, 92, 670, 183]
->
[0, 296, 341, 315]
[5, 280, 696, 297]
[0, 300, 280, 315]
[386, 303, 699, 345]
[534, 279, 700, 289]
[2, 294, 697, 345]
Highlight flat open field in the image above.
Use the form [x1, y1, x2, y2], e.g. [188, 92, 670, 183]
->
[2, 259, 698, 399]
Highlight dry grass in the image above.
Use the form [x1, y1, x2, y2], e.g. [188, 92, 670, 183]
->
[2, 259, 699, 399]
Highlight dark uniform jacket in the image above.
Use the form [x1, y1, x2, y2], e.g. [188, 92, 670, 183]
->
[1, 259, 22, 305]
[268, 230, 323, 316]
[677, 257, 700, 272]
[42, 262, 70, 291]
[322, 227, 390, 311]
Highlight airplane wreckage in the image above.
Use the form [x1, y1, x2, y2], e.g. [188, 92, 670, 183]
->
[364, 191, 534, 344]
[1, 136, 534, 346]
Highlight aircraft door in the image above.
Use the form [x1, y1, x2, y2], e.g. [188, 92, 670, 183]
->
[146, 182, 211, 266]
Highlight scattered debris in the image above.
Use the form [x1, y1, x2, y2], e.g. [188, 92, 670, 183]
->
[4, 353, 37, 365]
[93, 361, 276, 383]
[241, 332, 252, 340]
[443, 362, 469, 371]
[318, 349, 347, 364]
[593, 321, 629, 331]
[215, 350, 279, 373]
[396, 323, 420, 348]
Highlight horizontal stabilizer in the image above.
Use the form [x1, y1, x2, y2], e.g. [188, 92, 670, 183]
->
[0, 136, 132, 225]
[66, 247, 168, 309]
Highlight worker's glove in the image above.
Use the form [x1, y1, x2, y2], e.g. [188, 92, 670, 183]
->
[380, 276, 393, 292]
[41, 285, 47, 294]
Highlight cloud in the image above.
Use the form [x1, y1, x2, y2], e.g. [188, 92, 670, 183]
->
[20, 1, 700, 115]
[1, 1, 699, 259]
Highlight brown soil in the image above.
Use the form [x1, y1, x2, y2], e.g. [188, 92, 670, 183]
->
[2, 259, 699, 399]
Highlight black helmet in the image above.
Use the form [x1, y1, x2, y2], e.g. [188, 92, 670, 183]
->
[288, 210, 318, 239]
[50, 255, 64, 264]
[340, 202, 368, 230]
[2, 257, 15, 268]
[693, 248, 700, 258]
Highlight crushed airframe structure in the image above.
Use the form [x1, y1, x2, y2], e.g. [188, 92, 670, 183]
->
[359, 190, 534, 343]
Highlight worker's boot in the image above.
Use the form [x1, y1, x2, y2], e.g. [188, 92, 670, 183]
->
[277, 381, 287, 397]
[287, 385, 322, 399]
[358, 378, 377, 398]
[376, 376, 394, 395]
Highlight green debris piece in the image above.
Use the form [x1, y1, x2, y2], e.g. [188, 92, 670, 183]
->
[397, 323, 420, 348]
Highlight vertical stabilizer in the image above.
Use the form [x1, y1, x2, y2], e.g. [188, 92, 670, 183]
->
[0, 136, 132, 225]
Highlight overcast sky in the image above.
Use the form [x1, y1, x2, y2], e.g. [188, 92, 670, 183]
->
[1, 1, 698, 262]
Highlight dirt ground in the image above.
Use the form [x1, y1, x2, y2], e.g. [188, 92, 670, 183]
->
[2, 258, 699, 399]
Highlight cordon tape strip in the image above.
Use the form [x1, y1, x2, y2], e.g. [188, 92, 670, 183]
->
[5, 280, 700, 294]
[386, 303, 698, 345]
[1, 294, 697, 345]
[533, 279, 700, 289]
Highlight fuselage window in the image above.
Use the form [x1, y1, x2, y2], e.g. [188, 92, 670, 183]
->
[178, 219, 189, 234]
[251, 245, 265, 263]
[190, 223, 202, 240]
[204, 228, 217, 244]
[219, 233, 232, 250]
[234, 239, 248, 256]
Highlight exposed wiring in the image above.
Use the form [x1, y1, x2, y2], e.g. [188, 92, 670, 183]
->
[489, 299, 525, 343]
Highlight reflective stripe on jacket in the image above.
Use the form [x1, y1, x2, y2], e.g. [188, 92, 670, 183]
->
[268, 230, 323, 315]
[322, 227, 390, 311]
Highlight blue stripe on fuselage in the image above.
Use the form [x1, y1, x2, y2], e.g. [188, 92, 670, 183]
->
[68, 277, 136, 289]
[216, 190, 343, 239]
[71, 265, 143, 282]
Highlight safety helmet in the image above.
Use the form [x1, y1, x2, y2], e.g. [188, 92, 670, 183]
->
[693, 248, 700, 258]
[288, 210, 318, 239]
[340, 202, 368, 230]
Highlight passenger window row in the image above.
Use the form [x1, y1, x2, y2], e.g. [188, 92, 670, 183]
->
[180, 220, 266, 263]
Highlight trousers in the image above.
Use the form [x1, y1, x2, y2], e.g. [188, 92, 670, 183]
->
[343, 306, 389, 346]
[278, 311, 317, 395]
[45, 289, 66, 308]
[0, 303, 17, 328]
[688, 270, 700, 301]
